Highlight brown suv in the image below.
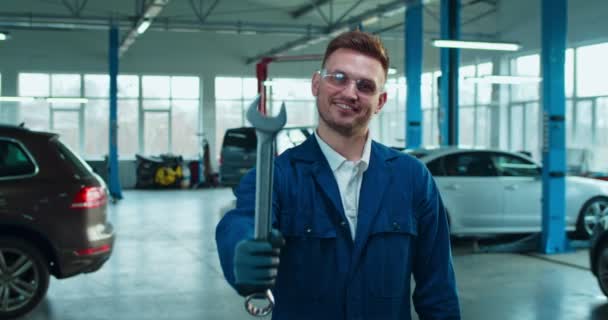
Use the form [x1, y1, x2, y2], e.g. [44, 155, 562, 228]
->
[0, 125, 115, 319]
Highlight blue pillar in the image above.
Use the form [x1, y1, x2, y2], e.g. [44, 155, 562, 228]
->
[405, 1, 423, 149]
[540, 0, 567, 253]
[108, 25, 123, 199]
[439, 0, 460, 146]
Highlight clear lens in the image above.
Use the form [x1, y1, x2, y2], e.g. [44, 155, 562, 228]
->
[321, 70, 378, 95]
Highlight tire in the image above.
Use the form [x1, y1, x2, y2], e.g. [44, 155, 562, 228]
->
[576, 197, 608, 239]
[596, 245, 608, 297]
[0, 236, 50, 319]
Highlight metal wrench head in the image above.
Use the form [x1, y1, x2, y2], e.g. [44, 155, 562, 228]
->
[246, 95, 287, 134]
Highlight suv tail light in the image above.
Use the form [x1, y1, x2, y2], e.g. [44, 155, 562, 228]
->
[70, 186, 107, 209]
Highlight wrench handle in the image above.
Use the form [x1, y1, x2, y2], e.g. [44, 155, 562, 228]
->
[253, 131, 276, 240]
[245, 289, 275, 317]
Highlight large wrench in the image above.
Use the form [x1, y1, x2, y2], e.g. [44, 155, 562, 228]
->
[244, 95, 287, 317]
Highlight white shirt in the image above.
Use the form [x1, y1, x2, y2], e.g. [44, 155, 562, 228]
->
[314, 131, 372, 240]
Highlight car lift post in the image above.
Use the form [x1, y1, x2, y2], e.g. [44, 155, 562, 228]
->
[108, 24, 123, 200]
[405, 1, 423, 149]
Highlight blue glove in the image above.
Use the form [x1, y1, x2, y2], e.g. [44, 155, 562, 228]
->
[234, 229, 285, 296]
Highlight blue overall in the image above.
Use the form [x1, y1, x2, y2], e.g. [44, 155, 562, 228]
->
[216, 136, 460, 320]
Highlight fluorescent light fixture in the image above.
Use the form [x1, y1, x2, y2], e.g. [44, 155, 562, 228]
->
[382, 6, 405, 17]
[136, 20, 152, 34]
[465, 75, 542, 84]
[0, 32, 8, 41]
[388, 68, 397, 75]
[362, 15, 379, 26]
[433, 39, 521, 51]
[291, 44, 308, 51]
[46, 97, 89, 103]
[329, 27, 349, 37]
[0, 96, 35, 102]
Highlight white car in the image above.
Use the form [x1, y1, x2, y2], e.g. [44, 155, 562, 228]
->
[406, 147, 608, 238]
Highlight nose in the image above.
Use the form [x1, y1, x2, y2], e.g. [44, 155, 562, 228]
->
[340, 80, 359, 100]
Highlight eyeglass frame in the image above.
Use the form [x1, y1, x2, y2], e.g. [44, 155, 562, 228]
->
[318, 69, 385, 96]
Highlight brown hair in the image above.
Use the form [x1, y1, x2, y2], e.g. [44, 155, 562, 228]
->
[322, 30, 390, 78]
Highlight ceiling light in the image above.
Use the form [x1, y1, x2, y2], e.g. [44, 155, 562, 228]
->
[465, 75, 541, 84]
[136, 20, 152, 34]
[388, 68, 397, 75]
[362, 16, 379, 26]
[433, 39, 521, 51]
[382, 6, 405, 17]
[0, 96, 34, 102]
[329, 27, 350, 38]
[0, 32, 8, 41]
[46, 97, 89, 103]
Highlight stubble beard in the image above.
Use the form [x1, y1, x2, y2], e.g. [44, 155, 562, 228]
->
[317, 98, 372, 137]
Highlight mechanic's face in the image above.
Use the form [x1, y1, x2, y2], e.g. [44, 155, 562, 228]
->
[312, 48, 387, 137]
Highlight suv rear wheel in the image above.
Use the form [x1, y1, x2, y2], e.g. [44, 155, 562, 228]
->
[0, 237, 50, 319]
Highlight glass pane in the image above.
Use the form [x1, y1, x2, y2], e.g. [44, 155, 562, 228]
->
[85, 74, 109, 98]
[52, 111, 80, 153]
[215, 100, 244, 158]
[215, 77, 243, 99]
[273, 100, 316, 127]
[511, 54, 540, 101]
[421, 73, 433, 109]
[476, 106, 490, 147]
[118, 100, 139, 157]
[243, 78, 259, 99]
[84, 99, 109, 158]
[171, 100, 199, 158]
[19, 100, 50, 131]
[525, 103, 540, 159]
[271, 78, 312, 100]
[597, 98, 608, 147]
[143, 76, 170, 98]
[144, 112, 169, 155]
[51, 74, 80, 97]
[565, 49, 574, 98]
[118, 75, 139, 98]
[566, 100, 573, 147]
[575, 100, 593, 148]
[143, 99, 171, 110]
[510, 105, 524, 151]
[19, 73, 49, 97]
[433, 71, 441, 108]
[459, 65, 476, 106]
[459, 107, 474, 146]
[171, 76, 200, 99]
[477, 62, 493, 105]
[577, 43, 608, 97]
[50, 102, 81, 110]
[397, 77, 407, 107]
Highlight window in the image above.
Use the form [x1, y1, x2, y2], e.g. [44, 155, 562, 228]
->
[0, 140, 36, 178]
[492, 153, 540, 177]
[576, 43, 608, 97]
[511, 54, 540, 101]
[426, 158, 445, 176]
[442, 153, 497, 177]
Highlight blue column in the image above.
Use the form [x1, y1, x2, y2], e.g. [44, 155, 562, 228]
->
[540, 0, 567, 253]
[405, 1, 423, 149]
[439, 0, 460, 146]
[108, 25, 123, 199]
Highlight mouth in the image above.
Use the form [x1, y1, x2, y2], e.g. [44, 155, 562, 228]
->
[334, 102, 358, 112]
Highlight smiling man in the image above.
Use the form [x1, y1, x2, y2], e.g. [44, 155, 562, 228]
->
[216, 30, 461, 320]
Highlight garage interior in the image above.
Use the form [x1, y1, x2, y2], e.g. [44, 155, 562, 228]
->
[1, 0, 608, 319]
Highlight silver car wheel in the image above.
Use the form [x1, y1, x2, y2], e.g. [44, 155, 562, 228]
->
[583, 198, 608, 237]
[0, 248, 40, 313]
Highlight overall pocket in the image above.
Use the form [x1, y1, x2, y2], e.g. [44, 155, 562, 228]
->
[364, 210, 418, 299]
[277, 209, 338, 300]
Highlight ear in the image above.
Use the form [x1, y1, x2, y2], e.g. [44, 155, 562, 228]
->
[375, 91, 388, 114]
[311, 71, 321, 97]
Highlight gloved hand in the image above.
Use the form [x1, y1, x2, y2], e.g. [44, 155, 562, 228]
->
[234, 229, 285, 296]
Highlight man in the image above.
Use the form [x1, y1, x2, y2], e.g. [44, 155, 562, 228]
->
[216, 30, 461, 319]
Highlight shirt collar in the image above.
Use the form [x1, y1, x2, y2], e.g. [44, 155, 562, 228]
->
[314, 130, 372, 172]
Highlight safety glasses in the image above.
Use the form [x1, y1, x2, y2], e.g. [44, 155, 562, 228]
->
[319, 69, 383, 96]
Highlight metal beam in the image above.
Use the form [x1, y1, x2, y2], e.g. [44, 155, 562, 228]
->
[439, 0, 460, 146]
[108, 25, 123, 200]
[406, 1, 423, 149]
[290, 0, 331, 19]
[190, 0, 221, 23]
[308, 0, 331, 25]
[334, 0, 365, 25]
[119, 0, 171, 56]
[540, 0, 568, 253]
[0, 13, 327, 35]
[246, 0, 412, 64]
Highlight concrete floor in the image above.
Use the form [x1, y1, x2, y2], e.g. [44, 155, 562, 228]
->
[21, 189, 608, 320]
